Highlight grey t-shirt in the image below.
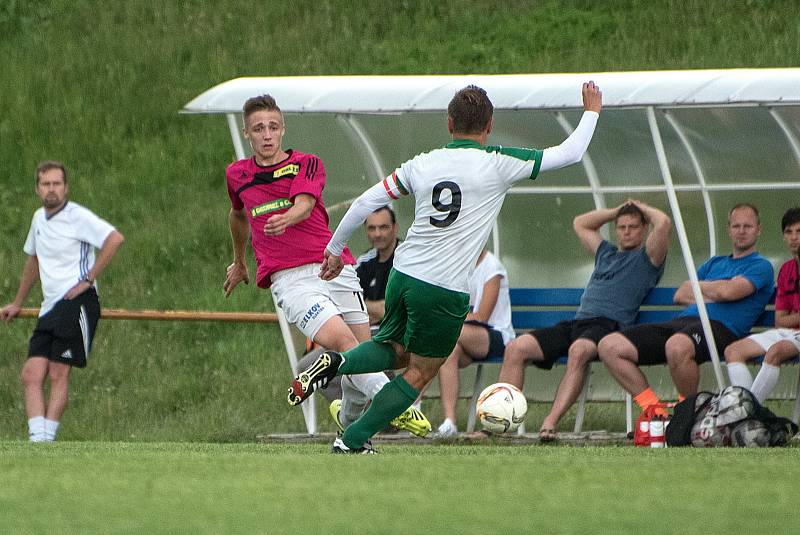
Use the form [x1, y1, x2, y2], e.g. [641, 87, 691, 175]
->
[575, 240, 664, 327]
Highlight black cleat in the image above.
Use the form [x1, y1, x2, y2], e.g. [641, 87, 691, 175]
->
[331, 437, 376, 454]
[287, 351, 344, 406]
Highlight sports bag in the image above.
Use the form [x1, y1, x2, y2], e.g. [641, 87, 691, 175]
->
[665, 386, 797, 447]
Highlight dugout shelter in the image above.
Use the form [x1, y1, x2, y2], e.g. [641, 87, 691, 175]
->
[184, 68, 800, 434]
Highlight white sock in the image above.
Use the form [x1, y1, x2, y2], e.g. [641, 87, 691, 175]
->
[727, 362, 753, 389]
[44, 419, 60, 441]
[437, 418, 457, 436]
[751, 363, 780, 404]
[346, 372, 390, 399]
[28, 416, 46, 442]
[340, 375, 371, 428]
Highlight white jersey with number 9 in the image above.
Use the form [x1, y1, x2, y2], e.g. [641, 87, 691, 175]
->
[391, 140, 542, 293]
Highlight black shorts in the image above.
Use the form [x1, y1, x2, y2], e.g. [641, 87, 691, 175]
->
[620, 316, 739, 366]
[529, 317, 619, 370]
[463, 320, 506, 360]
[28, 289, 100, 368]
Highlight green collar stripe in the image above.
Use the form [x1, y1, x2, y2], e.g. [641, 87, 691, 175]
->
[444, 140, 542, 179]
[445, 139, 483, 149]
[251, 198, 292, 217]
[445, 140, 539, 162]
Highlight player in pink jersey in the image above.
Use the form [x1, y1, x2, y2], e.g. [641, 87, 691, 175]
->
[725, 207, 800, 403]
[223, 95, 430, 438]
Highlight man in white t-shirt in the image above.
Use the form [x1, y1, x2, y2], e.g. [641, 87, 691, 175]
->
[436, 249, 516, 437]
[289, 82, 602, 453]
[1, 161, 124, 442]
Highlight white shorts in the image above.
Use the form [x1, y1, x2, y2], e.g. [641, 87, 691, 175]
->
[747, 328, 800, 353]
[270, 263, 368, 339]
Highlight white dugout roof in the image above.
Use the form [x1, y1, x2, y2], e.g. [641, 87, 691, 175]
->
[185, 69, 800, 432]
[183, 69, 800, 113]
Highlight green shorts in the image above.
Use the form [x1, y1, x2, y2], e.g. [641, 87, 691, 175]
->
[374, 269, 469, 358]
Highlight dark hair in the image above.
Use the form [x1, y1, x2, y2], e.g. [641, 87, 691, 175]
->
[782, 207, 800, 232]
[616, 203, 646, 225]
[447, 85, 493, 134]
[729, 203, 760, 224]
[243, 94, 282, 120]
[370, 205, 396, 225]
[35, 160, 67, 184]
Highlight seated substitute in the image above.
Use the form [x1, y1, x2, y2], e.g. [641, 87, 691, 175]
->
[725, 207, 800, 403]
[356, 205, 401, 330]
[498, 199, 670, 441]
[598, 203, 774, 415]
[436, 249, 516, 437]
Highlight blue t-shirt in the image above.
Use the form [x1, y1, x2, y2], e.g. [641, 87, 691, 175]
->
[679, 252, 775, 337]
[576, 240, 665, 327]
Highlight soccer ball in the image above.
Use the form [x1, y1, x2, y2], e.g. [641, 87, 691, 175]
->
[476, 382, 527, 434]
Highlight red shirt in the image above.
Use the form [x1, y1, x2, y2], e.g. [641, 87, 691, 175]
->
[226, 150, 355, 288]
[775, 258, 800, 313]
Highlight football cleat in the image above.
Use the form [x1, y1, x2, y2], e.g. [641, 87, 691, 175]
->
[331, 437, 376, 454]
[390, 406, 432, 438]
[288, 351, 344, 406]
[329, 399, 345, 434]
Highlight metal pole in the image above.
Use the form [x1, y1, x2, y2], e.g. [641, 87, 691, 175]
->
[646, 107, 726, 391]
[663, 111, 717, 257]
[769, 107, 800, 168]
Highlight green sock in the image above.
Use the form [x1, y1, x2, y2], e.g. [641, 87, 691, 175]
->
[342, 375, 419, 449]
[339, 340, 397, 375]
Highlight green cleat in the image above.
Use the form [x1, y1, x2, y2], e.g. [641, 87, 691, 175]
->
[329, 399, 345, 434]
[390, 406, 432, 438]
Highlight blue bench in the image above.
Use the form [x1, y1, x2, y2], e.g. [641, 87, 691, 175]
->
[466, 287, 788, 434]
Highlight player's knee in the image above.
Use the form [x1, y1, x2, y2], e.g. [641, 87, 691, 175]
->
[724, 342, 744, 363]
[665, 335, 695, 364]
[764, 341, 798, 366]
[597, 334, 627, 363]
[504, 337, 532, 365]
[567, 340, 596, 366]
[21, 364, 45, 387]
[48, 367, 70, 385]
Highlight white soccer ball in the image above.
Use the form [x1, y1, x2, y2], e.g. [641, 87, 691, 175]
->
[476, 382, 527, 434]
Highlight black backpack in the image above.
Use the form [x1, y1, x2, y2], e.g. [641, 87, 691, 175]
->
[665, 386, 798, 447]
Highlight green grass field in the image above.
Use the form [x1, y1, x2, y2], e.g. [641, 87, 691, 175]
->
[1, 440, 798, 534]
[1, 4, 800, 530]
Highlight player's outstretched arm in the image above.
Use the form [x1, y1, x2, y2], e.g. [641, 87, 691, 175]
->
[322, 179, 400, 281]
[1, 255, 39, 324]
[326, 181, 399, 257]
[582, 81, 602, 114]
[539, 81, 602, 173]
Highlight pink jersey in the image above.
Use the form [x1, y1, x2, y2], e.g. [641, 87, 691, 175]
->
[226, 150, 355, 288]
[775, 258, 800, 312]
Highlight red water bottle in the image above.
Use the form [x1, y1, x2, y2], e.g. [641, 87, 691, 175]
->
[634, 408, 651, 447]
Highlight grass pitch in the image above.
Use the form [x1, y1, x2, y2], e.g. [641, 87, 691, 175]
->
[1, 440, 798, 534]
